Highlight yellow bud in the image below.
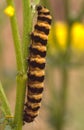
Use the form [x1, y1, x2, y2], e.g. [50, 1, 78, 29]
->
[4, 5, 15, 17]
[71, 22, 84, 52]
[48, 22, 68, 55]
[55, 22, 68, 50]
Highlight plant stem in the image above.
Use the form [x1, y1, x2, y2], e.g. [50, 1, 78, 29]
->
[6, 1, 26, 130]
[57, 1, 70, 126]
[64, 0, 70, 22]
[77, 1, 84, 21]
[60, 67, 68, 129]
[22, 0, 32, 71]
[57, 67, 68, 130]
[0, 82, 11, 116]
[6, 0, 24, 72]
[14, 75, 26, 130]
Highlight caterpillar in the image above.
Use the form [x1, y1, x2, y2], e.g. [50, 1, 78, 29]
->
[23, 5, 52, 123]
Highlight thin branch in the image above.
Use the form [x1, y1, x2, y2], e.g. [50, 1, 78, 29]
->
[6, 1, 26, 130]
[63, 0, 70, 22]
[22, 0, 32, 71]
[77, 0, 84, 21]
[0, 82, 11, 116]
[6, 0, 24, 72]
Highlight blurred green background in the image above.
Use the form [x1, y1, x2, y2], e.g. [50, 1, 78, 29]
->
[0, 0, 84, 130]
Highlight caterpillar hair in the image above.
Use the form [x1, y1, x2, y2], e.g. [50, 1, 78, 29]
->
[23, 5, 52, 123]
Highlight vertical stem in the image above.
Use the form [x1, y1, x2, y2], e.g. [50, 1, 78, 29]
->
[64, 0, 70, 22]
[10, 17, 24, 72]
[0, 82, 11, 116]
[14, 75, 26, 130]
[56, 67, 68, 130]
[6, 0, 24, 72]
[6, 1, 26, 130]
[22, 0, 32, 71]
[61, 67, 68, 128]
[77, 1, 84, 21]
[56, 1, 70, 128]
[64, 0, 71, 50]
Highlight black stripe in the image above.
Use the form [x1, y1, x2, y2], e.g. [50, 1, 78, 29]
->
[29, 46, 46, 57]
[36, 5, 42, 11]
[28, 85, 43, 94]
[23, 115, 34, 123]
[31, 33, 47, 45]
[25, 103, 40, 111]
[23, 117, 34, 123]
[37, 16, 51, 25]
[23, 112, 37, 123]
[25, 114, 37, 118]
[27, 105, 40, 111]
[29, 60, 45, 69]
[35, 24, 49, 35]
[28, 73, 45, 82]
[28, 96, 42, 103]
[38, 11, 50, 15]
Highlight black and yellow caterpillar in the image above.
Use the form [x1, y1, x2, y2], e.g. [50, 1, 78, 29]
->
[23, 5, 52, 123]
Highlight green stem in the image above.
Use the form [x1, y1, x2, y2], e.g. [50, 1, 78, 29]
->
[22, 0, 32, 71]
[60, 67, 68, 126]
[6, 0, 24, 72]
[77, 1, 84, 21]
[64, 0, 70, 22]
[6, 1, 26, 130]
[0, 82, 11, 116]
[57, 0, 70, 126]
[14, 74, 26, 130]
[57, 67, 68, 130]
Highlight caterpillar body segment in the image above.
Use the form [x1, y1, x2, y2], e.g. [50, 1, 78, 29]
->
[23, 5, 52, 123]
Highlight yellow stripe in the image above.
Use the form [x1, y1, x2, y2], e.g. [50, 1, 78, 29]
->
[28, 94, 42, 99]
[38, 14, 52, 20]
[29, 82, 44, 88]
[36, 22, 51, 29]
[40, 8, 49, 13]
[29, 70, 45, 77]
[31, 44, 46, 52]
[28, 102, 41, 108]
[33, 31, 48, 40]
[30, 57, 46, 64]
[27, 110, 39, 116]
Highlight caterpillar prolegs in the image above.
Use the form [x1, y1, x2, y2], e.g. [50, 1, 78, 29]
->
[23, 5, 52, 123]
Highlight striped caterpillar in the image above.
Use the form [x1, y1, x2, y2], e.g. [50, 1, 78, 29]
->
[23, 5, 52, 123]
